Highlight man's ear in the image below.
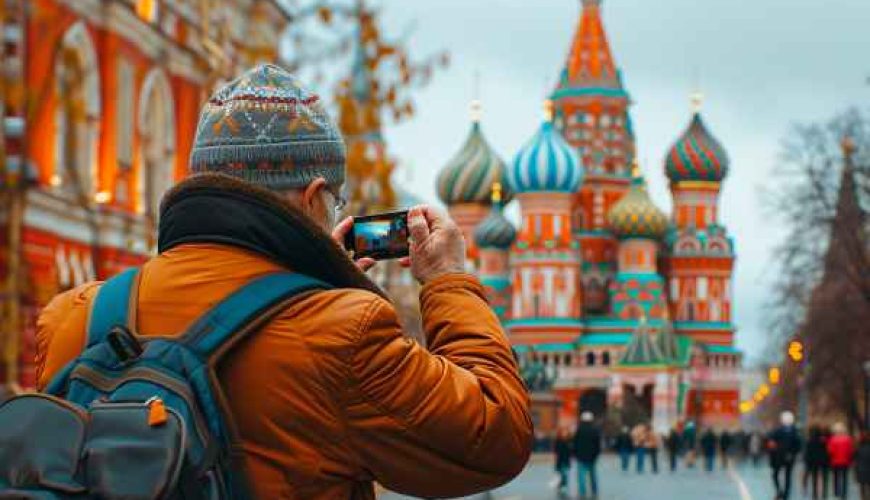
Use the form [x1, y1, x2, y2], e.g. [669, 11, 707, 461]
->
[300, 177, 328, 216]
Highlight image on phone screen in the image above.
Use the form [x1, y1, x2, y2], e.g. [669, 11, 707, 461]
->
[345, 210, 410, 260]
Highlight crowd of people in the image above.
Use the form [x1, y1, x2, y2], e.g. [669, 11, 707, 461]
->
[552, 410, 870, 500]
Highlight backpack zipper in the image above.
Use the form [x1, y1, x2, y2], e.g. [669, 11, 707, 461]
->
[70, 364, 210, 450]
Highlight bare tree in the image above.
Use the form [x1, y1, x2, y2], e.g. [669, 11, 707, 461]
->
[766, 108, 870, 428]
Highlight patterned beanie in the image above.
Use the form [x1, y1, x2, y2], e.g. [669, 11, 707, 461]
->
[189, 64, 346, 190]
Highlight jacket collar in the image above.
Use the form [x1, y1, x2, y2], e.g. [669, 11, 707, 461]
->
[158, 173, 386, 298]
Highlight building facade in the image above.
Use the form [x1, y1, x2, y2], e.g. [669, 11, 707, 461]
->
[437, 0, 740, 434]
[0, 0, 289, 389]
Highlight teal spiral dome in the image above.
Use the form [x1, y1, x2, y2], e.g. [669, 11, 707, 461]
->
[508, 104, 584, 194]
[665, 112, 729, 183]
[474, 196, 516, 250]
[437, 119, 513, 205]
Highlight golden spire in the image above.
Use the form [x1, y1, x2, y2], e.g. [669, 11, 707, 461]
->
[491, 181, 502, 204]
[631, 157, 641, 178]
[470, 99, 482, 123]
[842, 135, 856, 160]
[543, 99, 555, 122]
[690, 90, 704, 113]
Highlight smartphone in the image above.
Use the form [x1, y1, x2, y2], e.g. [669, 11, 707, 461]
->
[344, 210, 410, 261]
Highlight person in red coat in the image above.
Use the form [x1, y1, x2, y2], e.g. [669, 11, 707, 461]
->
[827, 422, 855, 499]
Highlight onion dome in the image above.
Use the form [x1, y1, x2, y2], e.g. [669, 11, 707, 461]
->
[664, 94, 729, 183]
[508, 101, 584, 194]
[607, 163, 668, 239]
[474, 183, 516, 249]
[437, 101, 513, 205]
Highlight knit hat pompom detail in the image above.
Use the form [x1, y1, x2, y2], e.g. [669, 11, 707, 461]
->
[189, 64, 346, 190]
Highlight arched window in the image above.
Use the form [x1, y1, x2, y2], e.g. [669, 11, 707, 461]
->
[602, 351, 611, 365]
[137, 68, 176, 217]
[563, 353, 572, 366]
[54, 22, 101, 198]
[586, 352, 596, 366]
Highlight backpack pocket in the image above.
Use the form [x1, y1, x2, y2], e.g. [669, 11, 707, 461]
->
[0, 394, 87, 493]
[84, 401, 186, 500]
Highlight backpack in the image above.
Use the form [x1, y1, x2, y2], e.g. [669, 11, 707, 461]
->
[0, 268, 330, 499]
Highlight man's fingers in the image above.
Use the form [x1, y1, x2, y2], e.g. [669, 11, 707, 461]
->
[398, 256, 411, 268]
[420, 205, 446, 230]
[356, 257, 377, 272]
[332, 216, 354, 244]
[408, 206, 429, 244]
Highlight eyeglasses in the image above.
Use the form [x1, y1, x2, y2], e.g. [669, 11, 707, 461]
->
[327, 185, 347, 213]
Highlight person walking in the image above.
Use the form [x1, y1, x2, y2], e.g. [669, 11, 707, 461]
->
[32, 65, 533, 499]
[683, 420, 698, 468]
[828, 422, 855, 499]
[554, 427, 573, 497]
[803, 425, 830, 500]
[720, 429, 733, 469]
[644, 425, 661, 474]
[768, 411, 803, 500]
[749, 431, 764, 467]
[666, 426, 683, 472]
[632, 423, 647, 473]
[614, 426, 634, 473]
[854, 433, 870, 500]
[701, 428, 718, 472]
[573, 412, 602, 500]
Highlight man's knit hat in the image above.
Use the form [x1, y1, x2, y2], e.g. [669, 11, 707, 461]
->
[189, 64, 346, 190]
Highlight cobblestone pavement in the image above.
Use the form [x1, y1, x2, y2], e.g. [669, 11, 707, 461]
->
[380, 454, 860, 499]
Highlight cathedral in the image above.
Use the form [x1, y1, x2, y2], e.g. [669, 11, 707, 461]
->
[436, 0, 741, 434]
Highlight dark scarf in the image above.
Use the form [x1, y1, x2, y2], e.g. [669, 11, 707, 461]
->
[157, 173, 386, 299]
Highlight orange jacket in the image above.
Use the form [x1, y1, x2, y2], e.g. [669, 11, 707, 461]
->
[36, 244, 532, 498]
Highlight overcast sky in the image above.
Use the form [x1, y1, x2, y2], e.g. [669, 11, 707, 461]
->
[359, 0, 870, 361]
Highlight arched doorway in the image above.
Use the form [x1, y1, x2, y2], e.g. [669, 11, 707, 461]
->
[53, 22, 100, 199]
[137, 68, 176, 218]
[622, 383, 654, 426]
[579, 388, 607, 419]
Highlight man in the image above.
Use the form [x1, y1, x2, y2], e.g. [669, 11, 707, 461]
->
[665, 425, 682, 472]
[700, 428, 718, 472]
[683, 420, 698, 468]
[573, 412, 602, 499]
[768, 411, 803, 500]
[614, 426, 634, 472]
[34, 65, 532, 499]
[719, 429, 733, 469]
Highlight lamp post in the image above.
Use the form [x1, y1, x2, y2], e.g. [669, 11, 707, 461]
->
[863, 361, 870, 431]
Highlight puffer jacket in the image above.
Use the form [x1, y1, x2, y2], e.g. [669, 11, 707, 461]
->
[827, 434, 855, 467]
[35, 174, 533, 499]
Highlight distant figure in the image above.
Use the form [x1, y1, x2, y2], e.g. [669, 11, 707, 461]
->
[632, 423, 648, 473]
[573, 412, 602, 499]
[614, 426, 634, 472]
[854, 433, 870, 500]
[827, 422, 855, 500]
[554, 427, 573, 496]
[666, 426, 683, 472]
[700, 428, 718, 472]
[683, 420, 698, 468]
[720, 430, 733, 469]
[749, 431, 763, 467]
[803, 425, 830, 500]
[768, 411, 802, 500]
[643, 425, 661, 474]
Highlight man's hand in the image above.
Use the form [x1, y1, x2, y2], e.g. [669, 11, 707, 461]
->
[332, 216, 377, 272]
[400, 205, 466, 284]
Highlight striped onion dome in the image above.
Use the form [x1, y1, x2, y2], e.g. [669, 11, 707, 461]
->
[474, 184, 516, 249]
[437, 104, 513, 205]
[607, 168, 668, 239]
[508, 102, 583, 194]
[665, 112, 730, 183]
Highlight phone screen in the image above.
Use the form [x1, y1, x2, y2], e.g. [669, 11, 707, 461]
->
[344, 210, 410, 261]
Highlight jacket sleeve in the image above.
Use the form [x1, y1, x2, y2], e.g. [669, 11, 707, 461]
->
[342, 273, 532, 498]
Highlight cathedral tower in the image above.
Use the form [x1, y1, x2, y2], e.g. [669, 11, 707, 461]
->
[552, 0, 635, 314]
[474, 183, 517, 320]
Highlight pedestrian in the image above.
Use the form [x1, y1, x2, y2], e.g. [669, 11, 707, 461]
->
[803, 425, 830, 500]
[666, 426, 683, 472]
[828, 422, 855, 499]
[632, 423, 647, 473]
[854, 432, 870, 500]
[554, 427, 573, 496]
[720, 429, 733, 469]
[644, 425, 661, 474]
[31, 65, 533, 499]
[573, 412, 602, 500]
[683, 420, 698, 468]
[701, 428, 718, 472]
[614, 426, 634, 472]
[768, 411, 802, 500]
[749, 431, 763, 467]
